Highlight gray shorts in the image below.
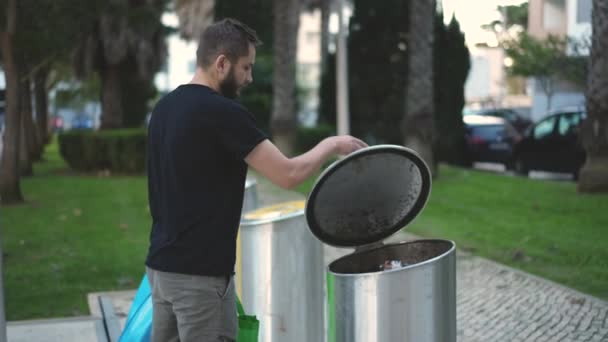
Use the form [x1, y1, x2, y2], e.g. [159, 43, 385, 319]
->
[146, 267, 237, 342]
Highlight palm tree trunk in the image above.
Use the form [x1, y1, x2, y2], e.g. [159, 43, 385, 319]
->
[100, 64, 124, 129]
[320, 0, 331, 74]
[578, 0, 608, 192]
[175, 0, 215, 40]
[0, 0, 23, 205]
[403, 0, 437, 176]
[19, 79, 34, 176]
[271, 0, 300, 156]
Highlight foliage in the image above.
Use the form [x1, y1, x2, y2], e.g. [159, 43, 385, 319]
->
[346, 0, 409, 144]
[58, 129, 146, 173]
[72, 0, 170, 129]
[320, 2, 470, 161]
[434, 14, 471, 165]
[295, 124, 335, 154]
[12, 0, 105, 71]
[482, 2, 529, 35]
[504, 32, 588, 106]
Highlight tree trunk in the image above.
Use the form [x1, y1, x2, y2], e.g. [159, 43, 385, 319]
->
[34, 67, 50, 148]
[578, 0, 608, 192]
[320, 0, 331, 74]
[100, 64, 124, 129]
[23, 77, 40, 161]
[403, 0, 437, 176]
[271, 0, 300, 156]
[19, 79, 34, 176]
[0, 0, 23, 205]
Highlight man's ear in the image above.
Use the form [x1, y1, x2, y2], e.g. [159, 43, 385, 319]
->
[215, 54, 231, 77]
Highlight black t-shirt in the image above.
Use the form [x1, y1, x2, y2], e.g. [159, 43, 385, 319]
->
[145, 84, 268, 276]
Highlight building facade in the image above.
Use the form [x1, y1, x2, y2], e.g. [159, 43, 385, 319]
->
[527, 0, 591, 121]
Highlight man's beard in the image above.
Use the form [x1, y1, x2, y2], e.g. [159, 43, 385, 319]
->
[219, 68, 240, 99]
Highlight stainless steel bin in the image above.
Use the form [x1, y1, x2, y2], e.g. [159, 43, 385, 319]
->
[237, 201, 325, 342]
[305, 145, 457, 342]
[243, 178, 259, 214]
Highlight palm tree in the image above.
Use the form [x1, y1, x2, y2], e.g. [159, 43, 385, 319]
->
[175, 0, 215, 40]
[403, 0, 437, 175]
[579, 0, 608, 192]
[271, 0, 300, 156]
[0, 0, 24, 204]
[73, 0, 167, 130]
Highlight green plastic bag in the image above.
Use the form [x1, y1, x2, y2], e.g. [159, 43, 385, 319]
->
[236, 296, 259, 342]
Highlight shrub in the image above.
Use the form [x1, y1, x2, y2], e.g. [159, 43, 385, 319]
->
[58, 129, 146, 174]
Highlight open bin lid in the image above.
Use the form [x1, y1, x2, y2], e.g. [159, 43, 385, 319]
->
[305, 145, 431, 248]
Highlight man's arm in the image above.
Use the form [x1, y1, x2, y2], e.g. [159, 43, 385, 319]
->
[245, 136, 367, 190]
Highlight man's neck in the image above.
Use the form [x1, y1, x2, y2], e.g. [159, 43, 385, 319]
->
[190, 68, 220, 93]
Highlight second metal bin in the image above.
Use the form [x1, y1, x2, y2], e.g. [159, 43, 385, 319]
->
[305, 145, 457, 342]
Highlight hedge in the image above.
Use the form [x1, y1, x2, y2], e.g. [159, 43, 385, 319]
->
[58, 129, 146, 174]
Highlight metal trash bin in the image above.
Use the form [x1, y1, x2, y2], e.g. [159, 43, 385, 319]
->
[118, 178, 261, 342]
[243, 178, 259, 214]
[305, 145, 456, 342]
[237, 201, 324, 342]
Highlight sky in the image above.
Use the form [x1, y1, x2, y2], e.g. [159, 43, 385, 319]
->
[441, 0, 528, 50]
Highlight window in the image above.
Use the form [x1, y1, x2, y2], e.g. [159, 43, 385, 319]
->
[471, 125, 505, 140]
[558, 112, 583, 136]
[577, 0, 592, 23]
[534, 116, 557, 139]
[543, 0, 566, 30]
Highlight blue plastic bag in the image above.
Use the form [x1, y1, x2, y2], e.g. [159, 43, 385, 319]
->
[118, 275, 152, 342]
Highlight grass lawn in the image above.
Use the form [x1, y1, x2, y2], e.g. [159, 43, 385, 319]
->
[297, 165, 608, 300]
[2, 141, 151, 320]
[3, 141, 608, 320]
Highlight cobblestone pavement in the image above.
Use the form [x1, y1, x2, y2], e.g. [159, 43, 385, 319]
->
[253, 174, 608, 342]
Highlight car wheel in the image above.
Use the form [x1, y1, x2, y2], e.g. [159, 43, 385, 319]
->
[514, 156, 529, 176]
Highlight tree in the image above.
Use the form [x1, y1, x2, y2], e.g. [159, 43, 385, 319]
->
[403, 0, 436, 175]
[0, 0, 23, 204]
[482, 2, 529, 39]
[175, 0, 214, 39]
[434, 14, 470, 166]
[73, 0, 168, 130]
[504, 33, 568, 112]
[346, 0, 409, 144]
[578, 0, 608, 192]
[270, 0, 300, 156]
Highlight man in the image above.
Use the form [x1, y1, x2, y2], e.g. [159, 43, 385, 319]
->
[146, 18, 366, 342]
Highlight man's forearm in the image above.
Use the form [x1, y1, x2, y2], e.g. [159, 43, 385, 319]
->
[284, 138, 337, 189]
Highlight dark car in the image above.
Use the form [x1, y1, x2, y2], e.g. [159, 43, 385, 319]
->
[467, 108, 533, 133]
[511, 108, 586, 178]
[464, 115, 521, 167]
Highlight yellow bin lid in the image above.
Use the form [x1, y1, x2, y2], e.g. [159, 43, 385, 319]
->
[241, 200, 305, 226]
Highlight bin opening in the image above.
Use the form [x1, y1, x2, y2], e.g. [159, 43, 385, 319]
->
[328, 240, 453, 274]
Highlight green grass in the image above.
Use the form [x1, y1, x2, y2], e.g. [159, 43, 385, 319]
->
[3, 142, 608, 320]
[2, 141, 151, 320]
[296, 165, 608, 300]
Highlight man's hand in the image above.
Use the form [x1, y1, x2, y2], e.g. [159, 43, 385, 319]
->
[326, 135, 368, 156]
[245, 135, 368, 190]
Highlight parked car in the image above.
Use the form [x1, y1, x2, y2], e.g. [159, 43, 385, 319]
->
[464, 115, 521, 167]
[465, 108, 532, 133]
[511, 107, 586, 178]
